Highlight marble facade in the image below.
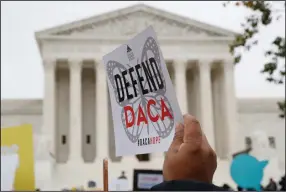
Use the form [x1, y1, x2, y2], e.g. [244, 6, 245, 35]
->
[1, 4, 285, 190]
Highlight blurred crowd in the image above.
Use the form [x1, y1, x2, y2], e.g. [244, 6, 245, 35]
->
[221, 175, 286, 191]
[33, 174, 285, 191]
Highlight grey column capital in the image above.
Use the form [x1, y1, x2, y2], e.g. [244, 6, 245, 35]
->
[43, 59, 57, 71]
[174, 59, 188, 70]
[69, 59, 84, 71]
[220, 57, 235, 69]
[198, 60, 213, 71]
[94, 60, 105, 71]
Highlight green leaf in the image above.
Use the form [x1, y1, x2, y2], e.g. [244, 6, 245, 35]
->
[261, 62, 277, 74]
[265, 51, 273, 56]
[273, 37, 283, 46]
[224, 1, 285, 118]
[266, 77, 275, 82]
[234, 55, 242, 64]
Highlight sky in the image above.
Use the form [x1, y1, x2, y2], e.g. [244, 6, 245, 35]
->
[1, 1, 285, 99]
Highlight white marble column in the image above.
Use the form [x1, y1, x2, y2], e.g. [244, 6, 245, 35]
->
[43, 59, 56, 166]
[198, 60, 215, 149]
[69, 59, 83, 162]
[222, 59, 240, 157]
[95, 62, 109, 160]
[174, 60, 188, 114]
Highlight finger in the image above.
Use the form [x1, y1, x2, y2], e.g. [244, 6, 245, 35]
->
[169, 123, 184, 153]
[183, 114, 203, 149]
[202, 134, 214, 152]
[202, 134, 217, 160]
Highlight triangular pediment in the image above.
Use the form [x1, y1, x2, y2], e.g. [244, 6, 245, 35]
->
[36, 4, 238, 38]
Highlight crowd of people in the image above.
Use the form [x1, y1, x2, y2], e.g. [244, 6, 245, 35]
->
[33, 115, 285, 191]
[34, 174, 286, 191]
[221, 176, 286, 191]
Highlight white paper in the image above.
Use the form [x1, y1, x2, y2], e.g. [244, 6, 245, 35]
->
[103, 26, 183, 156]
[1, 154, 19, 191]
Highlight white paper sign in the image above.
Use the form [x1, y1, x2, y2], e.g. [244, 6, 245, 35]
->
[103, 26, 183, 156]
[1, 154, 19, 191]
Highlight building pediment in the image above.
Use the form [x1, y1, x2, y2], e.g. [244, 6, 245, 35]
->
[35, 4, 238, 39]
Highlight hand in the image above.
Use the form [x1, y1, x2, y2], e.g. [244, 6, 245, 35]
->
[163, 114, 217, 183]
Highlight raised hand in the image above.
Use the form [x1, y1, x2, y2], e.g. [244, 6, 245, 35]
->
[163, 114, 217, 183]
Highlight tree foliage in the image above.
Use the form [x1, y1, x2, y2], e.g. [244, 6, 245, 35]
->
[224, 1, 285, 118]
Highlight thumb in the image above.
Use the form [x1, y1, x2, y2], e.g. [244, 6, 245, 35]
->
[169, 123, 184, 153]
[183, 114, 203, 150]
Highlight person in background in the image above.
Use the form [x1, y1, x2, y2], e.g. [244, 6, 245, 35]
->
[279, 175, 285, 191]
[261, 184, 265, 191]
[151, 114, 225, 191]
[265, 178, 277, 191]
[222, 183, 233, 190]
[87, 180, 96, 188]
[118, 171, 127, 179]
[237, 186, 243, 191]
[86, 180, 102, 191]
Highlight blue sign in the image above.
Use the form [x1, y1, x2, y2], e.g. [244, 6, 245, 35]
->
[230, 154, 268, 191]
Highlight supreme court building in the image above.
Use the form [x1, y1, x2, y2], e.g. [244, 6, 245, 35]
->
[1, 4, 285, 190]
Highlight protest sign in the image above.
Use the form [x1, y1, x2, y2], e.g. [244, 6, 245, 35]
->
[103, 26, 182, 156]
[1, 124, 35, 191]
[1, 146, 19, 191]
[133, 169, 163, 191]
[230, 154, 268, 191]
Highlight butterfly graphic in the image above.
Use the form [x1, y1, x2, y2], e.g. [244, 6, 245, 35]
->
[106, 37, 174, 143]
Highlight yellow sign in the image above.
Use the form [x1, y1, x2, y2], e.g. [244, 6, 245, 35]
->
[1, 124, 35, 190]
[86, 188, 103, 191]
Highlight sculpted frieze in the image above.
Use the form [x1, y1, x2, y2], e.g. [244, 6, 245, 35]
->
[53, 11, 220, 37]
[42, 42, 229, 62]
